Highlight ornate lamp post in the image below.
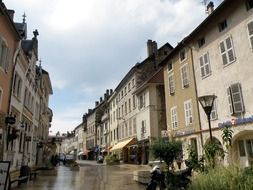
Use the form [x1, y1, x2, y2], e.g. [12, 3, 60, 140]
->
[198, 95, 217, 141]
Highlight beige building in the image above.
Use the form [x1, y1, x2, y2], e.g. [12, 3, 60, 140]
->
[162, 43, 201, 164]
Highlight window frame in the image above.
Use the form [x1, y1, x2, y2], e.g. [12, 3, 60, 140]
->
[227, 83, 245, 115]
[179, 49, 187, 63]
[219, 36, 236, 66]
[184, 99, 193, 126]
[180, 63, 190, 88]
[168, 73, 175, 95]
[247, 20, 253, 49]
[199, 52, 211, 78]
[171, 106, 178, 129]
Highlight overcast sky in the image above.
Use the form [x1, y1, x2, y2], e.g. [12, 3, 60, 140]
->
[4, 0, 222, 135]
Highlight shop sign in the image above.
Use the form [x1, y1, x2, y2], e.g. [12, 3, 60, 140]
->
[175, 129, 195, 137]
[218, 116, 253, 128]
[161, 130, 168, 137]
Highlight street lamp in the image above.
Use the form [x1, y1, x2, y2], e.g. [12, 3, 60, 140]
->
[198, 95, 217, 141]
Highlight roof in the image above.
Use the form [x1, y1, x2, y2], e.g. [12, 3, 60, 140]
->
[115, 42, 173, 91]
[133, 67, 164, 95]
[0, 3, 21, 39]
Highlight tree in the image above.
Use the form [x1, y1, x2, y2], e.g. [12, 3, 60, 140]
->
[150, 138, 182, 171]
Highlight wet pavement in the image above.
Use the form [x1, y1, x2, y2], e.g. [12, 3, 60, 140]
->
[12, 161, 150, 190]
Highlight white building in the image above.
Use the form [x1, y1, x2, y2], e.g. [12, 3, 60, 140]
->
[186, 0, 253, 167]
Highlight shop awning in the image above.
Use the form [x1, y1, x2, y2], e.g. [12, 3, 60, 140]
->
[83, 149, 91, 155]
[78, 151, 84, 156]
[111, 138, 136, 151]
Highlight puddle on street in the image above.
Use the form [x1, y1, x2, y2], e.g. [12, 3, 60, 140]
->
[12, 165, 146, 190]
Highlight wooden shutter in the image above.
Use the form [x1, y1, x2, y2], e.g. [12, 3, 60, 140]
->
[227, 87, 234, 115]
[248, 21, 253, 48]
[230, 83, 244, 113]
[5, 47, 10, 72]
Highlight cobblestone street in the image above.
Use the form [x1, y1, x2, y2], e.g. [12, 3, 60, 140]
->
[12, 161, 150, 190]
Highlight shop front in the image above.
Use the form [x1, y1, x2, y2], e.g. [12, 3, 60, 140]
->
[111, 138, 137, 163]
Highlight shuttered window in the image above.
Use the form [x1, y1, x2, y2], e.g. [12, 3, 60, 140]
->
[181, 64, 190, 87]
[227, 83, 244, 115]
[0, 38, 10, 72]
[168, 74, 175, 95]
[219, 36, 236, 65]
[184, 100, 193, 126]
[248, 21, 253, 49]
[171, 107, 178, 129]
[199, 52, 211, 78]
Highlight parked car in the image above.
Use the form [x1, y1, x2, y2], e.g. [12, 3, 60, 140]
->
[97, 155, 104, 163]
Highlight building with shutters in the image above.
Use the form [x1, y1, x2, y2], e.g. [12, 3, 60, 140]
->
[187, 0, 253, 167]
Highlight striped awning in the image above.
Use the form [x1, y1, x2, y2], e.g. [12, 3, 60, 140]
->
[111, 138, 136, 151]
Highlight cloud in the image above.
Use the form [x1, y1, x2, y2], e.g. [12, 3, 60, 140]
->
[4, 0, 223, 135]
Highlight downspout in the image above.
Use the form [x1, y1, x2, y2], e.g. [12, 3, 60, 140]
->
[188, 45, 204, 152]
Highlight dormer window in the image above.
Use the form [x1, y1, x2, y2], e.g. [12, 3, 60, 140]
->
[167, 61, 173, 71]
[198, 37, 205, 48]
[179, 49, 186, 62]
[218, 20, 227, 32]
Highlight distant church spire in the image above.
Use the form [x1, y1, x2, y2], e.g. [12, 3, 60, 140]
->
[22, 12, 26, 23]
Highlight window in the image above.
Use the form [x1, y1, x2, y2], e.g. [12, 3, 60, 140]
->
[128, 83, 131, 92]
[247, 21, 253, 48]
[167, 61, 173, 71]
[219, 36, 236, 65]
[239, 140, 246, 157]
[246, 0, 253, 10]
[133, 95, 136, 109]
[218, 20, 227, 32]
[125, 101, 127, 114]
[125, 123, 128, 137]
[179, 49, 186, 62]
[0, 38, 10, 72]
[121, 104, 124, 116]
[133, 118, 136, 134]
[113, 111, 115, 121]
[168, 74, 175, 95]
[128, 98, 131, 112]
[180, 64, 190, 87]
[121, 91, 123, 98]
[227, 83, 244, 115]
[141, 120, 146, 138]
[129, 120, 132, 136]
[124, 87, 127, 95]
[132, 78, 135, 88]
[210, 100, 218, 120]
[171, 107, 178, 129]
[198, 37, 205, 48]
[139, 93, 145, 109]
[199, 52, 211, 78]
[184, 100, 193, 126]
[0, 88, 2, 108]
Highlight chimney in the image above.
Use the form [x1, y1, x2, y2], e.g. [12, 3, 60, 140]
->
[95, 101, 99, 107]
[110, 89, 113, 95]
[206, 1, 214, 15]
[147, 39, 157, 57]
[104, 93, 107, 100]
[7, 9, 15, 20]
[88, 109, 92, 113]
[100, 97, 103, 102]
[106, 89, 109, 96]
